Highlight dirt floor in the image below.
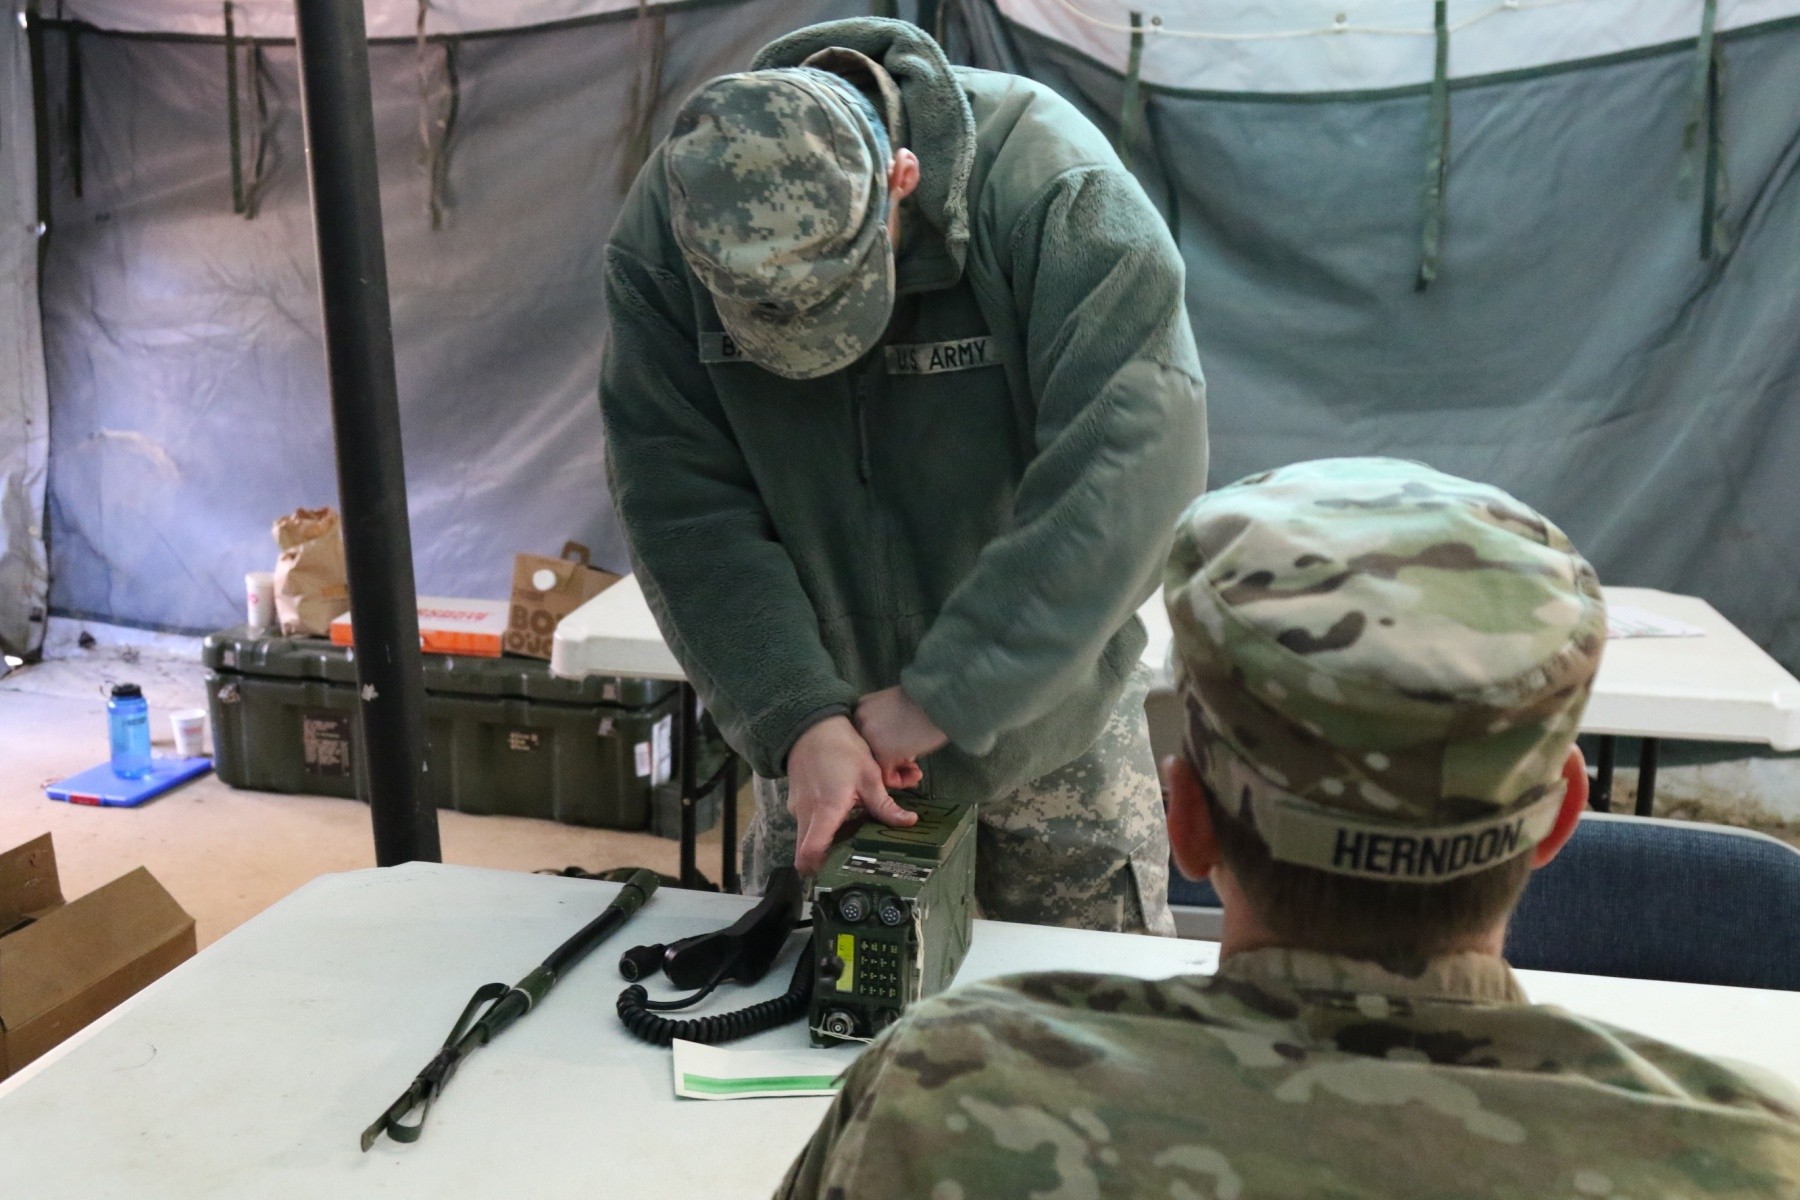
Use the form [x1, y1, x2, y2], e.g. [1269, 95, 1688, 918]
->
[0, 638, 725, 949]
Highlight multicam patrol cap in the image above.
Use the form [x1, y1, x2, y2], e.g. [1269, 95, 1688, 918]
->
[664, 66, 894, 381]
[1164, 458, 1606, 883]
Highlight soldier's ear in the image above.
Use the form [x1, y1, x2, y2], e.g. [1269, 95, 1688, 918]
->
[886, 148, 920, 205]
[1530, 746, 1589, 868]
[1162, 755, 1219, 882]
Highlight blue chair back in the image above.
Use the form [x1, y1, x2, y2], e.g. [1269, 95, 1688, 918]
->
[1505, 814, 1800, 990]
[1168, 872, 1219, 909]
[1169, 815, 1800, 991]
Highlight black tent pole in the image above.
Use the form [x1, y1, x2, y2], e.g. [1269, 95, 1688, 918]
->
[292, 0, 440, 866]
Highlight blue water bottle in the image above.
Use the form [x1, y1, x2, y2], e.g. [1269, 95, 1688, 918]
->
[108, 683, 152, 779]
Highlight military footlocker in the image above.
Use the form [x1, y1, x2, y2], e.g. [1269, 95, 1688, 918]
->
[808, 796, 977, 1045]
[202, 627, 722, 835]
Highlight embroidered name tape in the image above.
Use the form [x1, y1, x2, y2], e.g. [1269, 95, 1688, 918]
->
[884, 337, 998, 376]
[699, 332, 1002, 374]
[1256, 787, 1565, 883]
[698, 332, 749, 364]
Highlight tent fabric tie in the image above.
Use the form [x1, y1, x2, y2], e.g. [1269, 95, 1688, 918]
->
[619, 0, 668, 194]
[434, 41, 461, 230]
[223, 6, 274, 221]
[416, 0, 461, 230]
[1684, 0, 1726, 259]
[1143, 99, 1181, 243]
[1116, 11, 1144, 173]
[242, 43, 276, 219]
[224, 1, 245, 214]
[1415, 0, 1449, 290]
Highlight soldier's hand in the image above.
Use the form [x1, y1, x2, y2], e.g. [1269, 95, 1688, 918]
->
[854, 687, 947, 789]
[788, 715, 919, 875]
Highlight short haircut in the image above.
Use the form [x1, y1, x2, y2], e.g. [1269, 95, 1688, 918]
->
[1200, 773, 1536, 965]
[806, 67, 891, 163]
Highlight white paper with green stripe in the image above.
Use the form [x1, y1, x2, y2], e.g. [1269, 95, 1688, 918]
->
[672, 1039, 859, 1101]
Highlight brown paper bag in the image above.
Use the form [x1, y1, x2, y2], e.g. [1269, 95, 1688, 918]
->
[505, 541, 620, 659]
[272, 507, 351, 637]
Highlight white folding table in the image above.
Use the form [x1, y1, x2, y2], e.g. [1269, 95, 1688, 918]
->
[1576, 588, 1800, 812]
[2, 864, 1796, 1200]
[558, 581, 1800, 848]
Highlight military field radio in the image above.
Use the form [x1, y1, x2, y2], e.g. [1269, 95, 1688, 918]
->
[807, 794, 976, 1044]
[614, 794, 977, 1047]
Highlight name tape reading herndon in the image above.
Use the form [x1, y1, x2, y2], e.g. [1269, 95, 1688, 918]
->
[1266, 793, 1563, 883]
[700, 333, 1000, 375]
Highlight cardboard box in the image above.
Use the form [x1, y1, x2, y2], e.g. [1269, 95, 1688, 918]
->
[505, 543, 621, 660]
[329, 597, 511, 658]
[0, 834, 196, 1080]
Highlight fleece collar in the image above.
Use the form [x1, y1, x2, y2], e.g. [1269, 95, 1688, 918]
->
[753, 18, 976, 295]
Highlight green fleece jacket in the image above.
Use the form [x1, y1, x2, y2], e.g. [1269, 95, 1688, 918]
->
[601, 19, 1207, 802]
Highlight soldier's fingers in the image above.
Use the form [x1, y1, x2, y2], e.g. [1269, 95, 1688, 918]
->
[858, 771, 919, 827]
[794, 792, 850, 875]
[882, 760, 922, 789]
[793, 822, 825, 875]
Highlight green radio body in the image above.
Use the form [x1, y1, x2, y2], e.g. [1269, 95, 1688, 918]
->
[808, 796, 978, 1045]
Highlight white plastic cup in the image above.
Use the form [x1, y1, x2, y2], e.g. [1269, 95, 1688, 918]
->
[171, 709, 209, 758]
[246, 571, 276, 633]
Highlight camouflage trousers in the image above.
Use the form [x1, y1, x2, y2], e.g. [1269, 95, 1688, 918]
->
[741, 677, 1174, 936]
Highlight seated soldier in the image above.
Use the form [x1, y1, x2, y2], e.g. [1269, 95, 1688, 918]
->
[775, 457, 1800, 1200]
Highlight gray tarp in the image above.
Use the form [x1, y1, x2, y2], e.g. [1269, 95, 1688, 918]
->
[943, 2, 1800, 676]
[37, 0, 871, 635]
[0, 3, 51, 657]
[29, 1, 1800, 686]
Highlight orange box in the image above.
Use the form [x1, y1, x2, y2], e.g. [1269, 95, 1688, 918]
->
[328, 597, 510, 658]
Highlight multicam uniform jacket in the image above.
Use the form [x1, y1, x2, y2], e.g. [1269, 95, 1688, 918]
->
[776, 949, 1800, 1199]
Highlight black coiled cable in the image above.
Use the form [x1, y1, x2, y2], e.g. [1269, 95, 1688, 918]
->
[617, 952, 813, 1046]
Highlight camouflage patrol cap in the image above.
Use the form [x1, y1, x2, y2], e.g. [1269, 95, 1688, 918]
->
[1164, 458, 1606, 883]
[664, 67, 893, 381]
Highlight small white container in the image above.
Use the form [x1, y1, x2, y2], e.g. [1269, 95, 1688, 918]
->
[246, 571, 276, 633]
[170, 709, 209, 759]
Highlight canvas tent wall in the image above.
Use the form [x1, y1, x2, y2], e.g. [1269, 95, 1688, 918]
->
[4, 0, 1800, 682]
[8, 0, 900, 653]
[938, 0, 1800, 676]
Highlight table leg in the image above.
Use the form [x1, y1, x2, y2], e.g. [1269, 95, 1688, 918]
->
[678, 682, 699, 889]
[676, 682, 743, 892]
[1592, 736, 1615, 813]
[1635, 737, 1660, 817]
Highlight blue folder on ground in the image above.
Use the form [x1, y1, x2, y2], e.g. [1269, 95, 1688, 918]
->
[45, 758, 213, 808]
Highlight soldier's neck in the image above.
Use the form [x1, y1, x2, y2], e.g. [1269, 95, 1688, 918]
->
[1211, 868, 1508, 963]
